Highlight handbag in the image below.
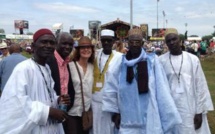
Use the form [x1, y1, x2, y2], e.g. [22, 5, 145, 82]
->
[74, 61, 93, 131]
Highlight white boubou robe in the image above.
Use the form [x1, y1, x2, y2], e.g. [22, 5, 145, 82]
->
[0, 59, 64, 134]
[159, 51, 214, 134]
[102, 49, 182, 134]
[92, 49, 122, 134]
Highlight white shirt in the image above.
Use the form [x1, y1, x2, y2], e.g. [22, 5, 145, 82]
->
[68, 61, 94, 116]
[0, 59, 64, 134]
[191, 43, 199, 52]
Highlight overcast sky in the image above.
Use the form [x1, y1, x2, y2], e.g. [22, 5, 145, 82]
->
[0, 0, 215, 37]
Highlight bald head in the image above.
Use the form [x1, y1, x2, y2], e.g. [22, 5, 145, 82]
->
[56, 32, 73, 44]
[9, 43, 21, 54]
[56, 32, 74, 59]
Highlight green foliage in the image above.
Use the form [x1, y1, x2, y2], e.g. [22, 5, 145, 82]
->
[202, 35, 213, 41]
[21, 51, 32, 58]
[179, 34, 185, 41]
[189, 35, 199, 37]
[26, 32, 34, 35]
[212, 32, 215, 36]
[0, 28, 5, 34]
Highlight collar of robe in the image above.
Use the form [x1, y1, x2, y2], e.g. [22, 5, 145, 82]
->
[124, 48, 147, 67]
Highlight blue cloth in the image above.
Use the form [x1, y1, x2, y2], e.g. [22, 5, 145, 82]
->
[0, 53, 27, 90]
[103, 50, 182, 134]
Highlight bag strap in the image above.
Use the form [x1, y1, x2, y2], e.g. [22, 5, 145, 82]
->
[74, 61, 86, 112]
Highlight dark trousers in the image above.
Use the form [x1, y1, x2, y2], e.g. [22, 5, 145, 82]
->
[63, 115, 89, 134]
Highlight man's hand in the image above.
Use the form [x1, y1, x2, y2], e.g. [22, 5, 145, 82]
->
[112, 113, 121, 129]
[194, 113, 202, 130]
[49, 107, 68, 123]
[58, 94, 71, 105]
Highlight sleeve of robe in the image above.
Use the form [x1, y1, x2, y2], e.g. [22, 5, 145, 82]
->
[0, 63, 50, 134]
[102, 54, 122, 114]
[195, 60, 214, 113]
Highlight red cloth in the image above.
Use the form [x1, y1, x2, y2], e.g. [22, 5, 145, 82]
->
[210, 42, 215, 48]
[33, 28, 54, 42]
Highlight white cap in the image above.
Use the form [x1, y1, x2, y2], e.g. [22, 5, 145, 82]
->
[0, 42, 7, 49]
[101, 29, 114, 37]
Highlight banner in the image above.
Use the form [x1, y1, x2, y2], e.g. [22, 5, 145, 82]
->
[116, 25, 128, 39]
[14, 20, 29, 29]
[69, 29, 84, 40]
[152, 28, 166, 37]
[88, 21, 101, 29]
[140, 24, 148, 39]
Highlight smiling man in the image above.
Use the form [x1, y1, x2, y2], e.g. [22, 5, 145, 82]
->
[46, 32, 75, 133]
[159, 28, 214, 134]
[0, 28, 70, 134]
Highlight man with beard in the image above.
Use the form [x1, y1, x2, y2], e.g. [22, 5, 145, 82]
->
[0, 28, 70, 134]
[159, 28, 213, 134]
[46, 32, 75, 134]
[92, 29, 122, 134]
[102, 28, 181, 134]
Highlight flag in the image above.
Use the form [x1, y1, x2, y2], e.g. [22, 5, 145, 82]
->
[184, 31, 188, 40]
[163, 11, 165, 17]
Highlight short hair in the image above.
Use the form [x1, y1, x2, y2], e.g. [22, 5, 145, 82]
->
[56, 32, 74, 44]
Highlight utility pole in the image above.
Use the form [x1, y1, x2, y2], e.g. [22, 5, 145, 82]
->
[130, 0, 133, 29]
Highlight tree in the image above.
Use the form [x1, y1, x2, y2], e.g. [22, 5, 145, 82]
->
[179, 34, 185, 41]
[184, 31, 188, 40]
[0, 28, 5, 34]
[189, 35, 198, 37]
[212, 31, 215, 37]
[202, 35, 213, 41]
[26, 32, 34, 35]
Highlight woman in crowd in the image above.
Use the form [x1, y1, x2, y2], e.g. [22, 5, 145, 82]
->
[67, 36, 95, 134]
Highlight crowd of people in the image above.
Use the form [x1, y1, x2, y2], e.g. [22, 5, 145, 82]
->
[0, 27, 213, 134]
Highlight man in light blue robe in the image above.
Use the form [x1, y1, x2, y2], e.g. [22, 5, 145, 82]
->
[102, 28, 182, 134]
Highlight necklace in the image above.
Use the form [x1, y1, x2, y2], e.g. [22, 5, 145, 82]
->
[98, 52, 112, 79]
[169, 53, 183, 84]
[31, 57, 53, 102]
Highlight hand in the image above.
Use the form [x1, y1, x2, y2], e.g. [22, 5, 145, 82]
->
[58, 94, 71, 105]
[194, 113, 202, 130]
[49, 107, 68, 123]
[112, 113, 120, 129]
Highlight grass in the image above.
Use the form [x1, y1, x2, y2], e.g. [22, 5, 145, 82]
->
[201, 54, 215, 133]
[21, 51, 32, 58]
